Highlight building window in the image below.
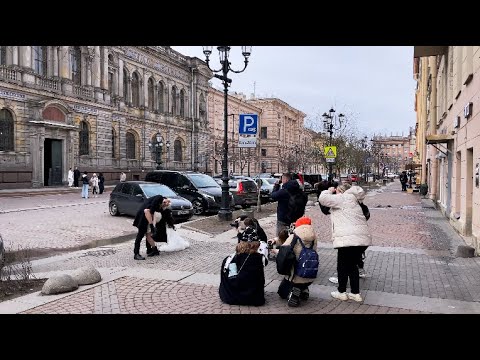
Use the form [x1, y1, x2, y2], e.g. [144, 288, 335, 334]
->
[158, 81, 164, 113]
[0, 46, 6, 66]
[111, 128, 116, 158]
[123, 69, 129, 102]
[126, 132, 136, 159]
[0, 109, 14, 151]
[199, 93, 206, 120]
[131, 72, 140, 108]
[148, 77, 154, 111]
[108, 72, 114, 96]
[71, 46, 82, 85]
[179, 89, 185, 117]
[261, 149, 267, 156]
[261, 127, 267, 139]
[79, 121, 89, 155]
[33, 46, 48, 76]
[174, 139, 182, 161]
[171, 87, 177, 115]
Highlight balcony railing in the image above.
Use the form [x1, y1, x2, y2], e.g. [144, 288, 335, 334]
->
[36, 76, 59, 91]
[73, 85, 94, 98]
[0, 66, 17, 81]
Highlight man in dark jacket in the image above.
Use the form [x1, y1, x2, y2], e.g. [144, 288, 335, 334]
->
[400, 171, 408, 191]
[271, 173, 308, 236]
[132, 195, 166, 260]
[73, 167, 81, 188]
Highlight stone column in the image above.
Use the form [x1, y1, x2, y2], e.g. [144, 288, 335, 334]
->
[153, 84, 158, 112]
[101, 47, 108, 90]
[429, 56, 438, 200]
[53, 46, 59, 77]
[12, 46, 18, 66]
[144, 73, 149, 109]
[30, 128, 45, 188]
[93, 46, 101, 88]
[20, 46, 32, 69]
[60, 46, 70, 79]
[128, 77, 132, 105]
[118, 59, 124, 97]
[87, 56, 92, 86]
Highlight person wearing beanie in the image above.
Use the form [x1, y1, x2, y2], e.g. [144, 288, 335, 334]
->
[276, 215, 318, 307]
[319, 183, 372, 303]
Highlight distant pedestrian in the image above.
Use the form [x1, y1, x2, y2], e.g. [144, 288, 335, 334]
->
[81, 172, 89, 199]
[399, 171, 408, 191]
[73, 167, 81, 188]
[120, 172, 126, 182]
[98, 172, 105, 194]
[67, 168, 74, 187]
[91, 173, 99, 198]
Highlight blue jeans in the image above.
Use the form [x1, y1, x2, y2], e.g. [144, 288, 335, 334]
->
[82, 184, 89, 198]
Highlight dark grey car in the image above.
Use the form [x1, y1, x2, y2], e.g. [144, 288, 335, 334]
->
[108, 181, 194, 222]
[0, 233, 4, 267]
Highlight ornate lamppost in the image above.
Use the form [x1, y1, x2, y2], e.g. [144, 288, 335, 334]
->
[322, 108, 345, 182]
[148, 133, 169, 170]
[203, 46, 252, 221]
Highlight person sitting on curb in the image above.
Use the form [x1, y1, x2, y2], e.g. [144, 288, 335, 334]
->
[277, 216, 318, 307]
[318, 183, 372, 303]
[219, 225, 267, 306]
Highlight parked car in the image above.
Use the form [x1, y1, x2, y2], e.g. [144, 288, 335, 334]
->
[214, 175, 258, 208]
[108, 181, 194, 222]
[348, 173, 358, 183]
[145, 170, 234, 215]
[0, 233, 5, 268]
[303, 181, 314, 194]
[254, 177, 277, 202]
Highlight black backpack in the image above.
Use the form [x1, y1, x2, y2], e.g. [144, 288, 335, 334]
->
[287, 190, 308, 223]
[276, 236, 298, 276]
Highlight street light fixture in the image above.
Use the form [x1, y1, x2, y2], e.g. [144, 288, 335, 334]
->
[148, 133, 169, 170]
[203, 46, 252, 221]
[322, 108, 345, 182]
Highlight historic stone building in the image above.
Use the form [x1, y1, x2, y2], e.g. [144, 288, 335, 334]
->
[0, 46, 212, 189]
[370, 132, 413, 174]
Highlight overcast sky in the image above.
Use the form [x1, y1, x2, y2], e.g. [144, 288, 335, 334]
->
[172, 46, 416, 137]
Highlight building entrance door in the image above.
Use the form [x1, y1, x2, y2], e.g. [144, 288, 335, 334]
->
[44, 139, 63, 186]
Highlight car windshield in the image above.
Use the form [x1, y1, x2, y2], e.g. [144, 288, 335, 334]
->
[188, 174, 220, 188]
[140, 184, 178, 198]
[266, 178, 277, 185]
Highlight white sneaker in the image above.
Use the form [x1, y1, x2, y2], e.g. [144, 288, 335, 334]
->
[330, 291, 348, 301]
[347, 293, 363, 302]
[329, 277, 339, 284]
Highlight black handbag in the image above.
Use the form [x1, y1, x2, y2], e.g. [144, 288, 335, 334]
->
[358, 202, 370, 221]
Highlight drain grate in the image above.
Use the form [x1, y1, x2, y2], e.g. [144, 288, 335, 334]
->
[78, 248, 117, 257]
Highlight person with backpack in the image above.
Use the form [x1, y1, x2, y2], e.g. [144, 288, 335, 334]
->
[276, 216, 318, 307]
[271, 172, 308, 237]
[319, 183, 372, 302]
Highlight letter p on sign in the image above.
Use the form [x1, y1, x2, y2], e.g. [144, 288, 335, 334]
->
[239, 114, 258, 134]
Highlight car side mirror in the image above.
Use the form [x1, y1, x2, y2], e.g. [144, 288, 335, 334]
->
[182, 185, 190, 190]
[135, 194, 144, 199]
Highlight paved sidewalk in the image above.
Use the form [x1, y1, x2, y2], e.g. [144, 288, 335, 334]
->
[2, 180, 480, 314]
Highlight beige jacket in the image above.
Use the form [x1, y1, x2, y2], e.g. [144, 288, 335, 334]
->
[282, 224, 318, 284]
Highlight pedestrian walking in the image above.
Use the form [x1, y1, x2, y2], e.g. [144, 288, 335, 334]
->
[98, 172, 105, 194]
[91, 173, 99, 198]
[120, 172, 126, 182]
[81, 172, 90, 199]
[319, 183, 372, 302]
[67, 168, 74, 187]
[73, 167, 81, 188]
[400, 171, 408, 191]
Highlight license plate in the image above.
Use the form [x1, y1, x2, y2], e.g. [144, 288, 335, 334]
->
[177, 210, 190, 215]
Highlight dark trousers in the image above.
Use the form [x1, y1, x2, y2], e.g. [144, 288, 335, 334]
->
[337, 247, 364, 294]
[133, 229, 153, 255]
[73, 178, 79, 187]
[401, 181, 407, 191]
[99, 183, 104, 194]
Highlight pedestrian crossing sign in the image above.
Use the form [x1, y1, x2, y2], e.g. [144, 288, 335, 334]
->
[324, 146, 337, 158]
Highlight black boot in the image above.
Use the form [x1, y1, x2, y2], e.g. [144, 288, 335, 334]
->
[147, 247, 160, 257]
[134, 254, 146, 260]
[300, 288, 310, 301]
[287, 287, 301, 307]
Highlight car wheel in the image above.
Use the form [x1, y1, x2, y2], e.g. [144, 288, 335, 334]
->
[192, 199, 204, 215]
[109, 202, 120, 216]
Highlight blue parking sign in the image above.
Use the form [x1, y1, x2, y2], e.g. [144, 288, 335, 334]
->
[239, 114, 258, 134]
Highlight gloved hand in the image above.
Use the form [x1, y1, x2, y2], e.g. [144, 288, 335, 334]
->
[149, 224, 157, 237]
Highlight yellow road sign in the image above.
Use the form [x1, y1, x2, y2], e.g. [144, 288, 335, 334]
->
[324, 146, 337, 158]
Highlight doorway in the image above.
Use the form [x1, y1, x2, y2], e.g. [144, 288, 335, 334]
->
[466, 148, 473, 235]
[44, 139, 63, 186]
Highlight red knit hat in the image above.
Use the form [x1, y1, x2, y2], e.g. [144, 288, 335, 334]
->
[295, 216, 312, 228]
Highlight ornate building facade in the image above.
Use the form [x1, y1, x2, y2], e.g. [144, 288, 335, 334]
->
[0, 46, 212, 189]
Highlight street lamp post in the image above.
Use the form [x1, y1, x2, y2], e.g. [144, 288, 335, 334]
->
[360, 136, 368, 182]
[322, 108, 345, 182]
[203, 46, 252, 221]
[148, 133, 169, 170]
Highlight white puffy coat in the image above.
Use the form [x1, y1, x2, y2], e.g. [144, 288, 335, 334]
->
[318, 186, 372, 249]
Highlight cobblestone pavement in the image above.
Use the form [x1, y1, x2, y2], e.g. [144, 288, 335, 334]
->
[4, 180, 480, 314]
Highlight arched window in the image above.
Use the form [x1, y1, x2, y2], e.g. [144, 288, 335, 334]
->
[147, 77, 154, 111]
[126, 132, 136, 159]
[174, 139, 182, 161]
[123, 68, 128, 101]
[132, 72, 140, 108]
[179, 89, 185, 117]
[79, 121, 89, 155]
[199, 93, 206, 120]
[171, 86, 177, 115]
[0, 46, 7, 66]
[33, 46, 48, 76]
[111, 128, 116, 158]
[71, 46, 82, 85]
[158, 82, 164, 113]
[0, 109, 14, 151]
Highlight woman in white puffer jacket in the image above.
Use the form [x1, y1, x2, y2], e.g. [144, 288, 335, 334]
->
[319, 183, 372, 302]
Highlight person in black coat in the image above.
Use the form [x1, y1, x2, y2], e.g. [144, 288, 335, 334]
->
[219, 228, 266, 306]
[73, 167, 81, 188]
[132, 195, 168, 260]
[98, 172, 105, 194]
